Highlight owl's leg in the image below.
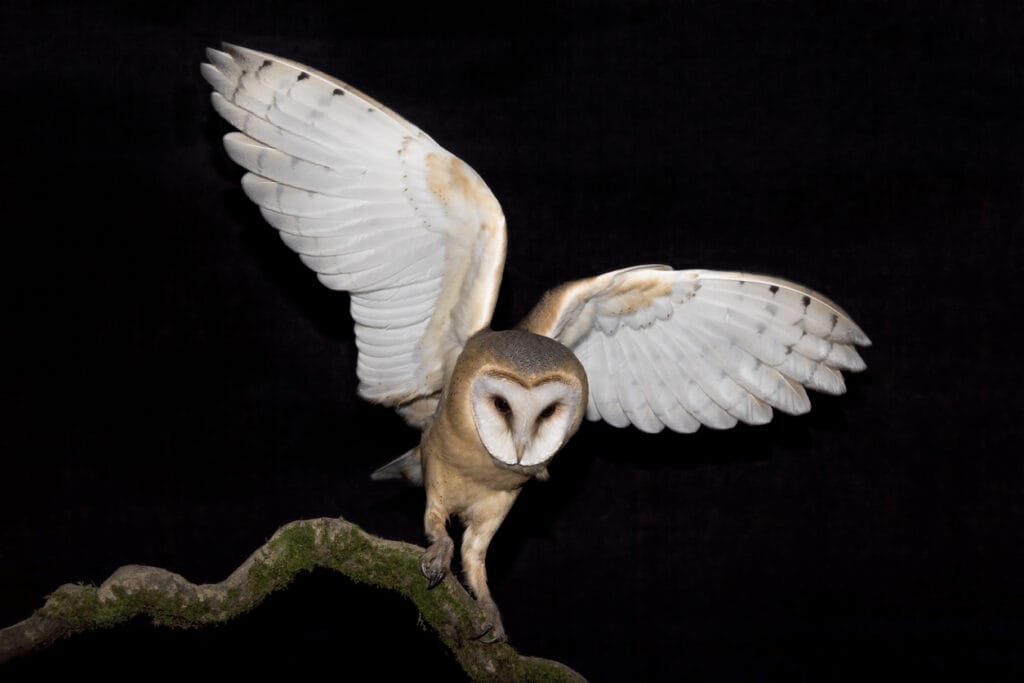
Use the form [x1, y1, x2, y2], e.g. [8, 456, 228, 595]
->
[461, 492, 517, 643]
[421, 501, 453, 589]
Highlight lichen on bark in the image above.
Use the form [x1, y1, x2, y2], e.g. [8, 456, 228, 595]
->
[0, 517, 585, 682]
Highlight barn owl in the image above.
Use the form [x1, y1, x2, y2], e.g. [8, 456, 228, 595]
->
[201, 44, 870, 642]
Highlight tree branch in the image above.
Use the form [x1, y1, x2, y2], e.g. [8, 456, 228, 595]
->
[0, 517, 585, 681]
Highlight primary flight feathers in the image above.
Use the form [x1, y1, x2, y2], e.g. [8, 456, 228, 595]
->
[202, 43, 506, 421]
[520, 267, 869, 433]
[202, 44, 869, 434]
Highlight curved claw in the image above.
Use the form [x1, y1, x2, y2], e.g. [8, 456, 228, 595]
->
[420, 538, 453, 590]
[472, 600, 507, 643]
[420, 555, 446, 589]
[477, 628, 506, 644]
[424, 567, 445, 589]
[472, 621, 495, 640]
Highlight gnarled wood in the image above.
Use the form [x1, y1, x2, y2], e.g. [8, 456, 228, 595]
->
[0, 517, 585, 682]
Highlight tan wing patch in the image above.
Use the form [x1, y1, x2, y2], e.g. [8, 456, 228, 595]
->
[203, 45, 509, 426]
[597, 275, 673, 317]
[426, 153, 503, 233]
[518, 266, 673, 343]
[519, 267, 869, 434]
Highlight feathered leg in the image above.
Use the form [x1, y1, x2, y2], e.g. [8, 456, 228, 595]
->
[421, 500, 453, 589]
[460, 491, 517, 643]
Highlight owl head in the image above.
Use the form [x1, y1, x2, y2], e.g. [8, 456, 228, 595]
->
[449, 330, 588, 475]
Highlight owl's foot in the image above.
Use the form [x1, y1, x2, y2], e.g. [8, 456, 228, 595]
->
[421, 537, 454, 589]
[472, 598, 507, 644]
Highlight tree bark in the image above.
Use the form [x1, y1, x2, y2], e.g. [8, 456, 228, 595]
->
[0, 517, 585, 681]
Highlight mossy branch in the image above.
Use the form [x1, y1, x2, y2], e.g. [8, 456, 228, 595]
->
[0, 517, 584, 681]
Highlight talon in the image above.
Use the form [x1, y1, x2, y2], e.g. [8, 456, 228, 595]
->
[425, 569, 445, 589]
[473, 600, 507, 643]
[420, 554, 446, 589]
[474, 623, 506, 644]
[420, 538, 453, 590]
[480, 629, 506, 644]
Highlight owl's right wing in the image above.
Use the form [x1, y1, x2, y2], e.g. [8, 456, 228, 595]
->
[201, 45, 506, 425]
[519, 266, 870, 433]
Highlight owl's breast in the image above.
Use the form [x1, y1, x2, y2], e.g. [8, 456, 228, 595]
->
[420, 404, 529, 512]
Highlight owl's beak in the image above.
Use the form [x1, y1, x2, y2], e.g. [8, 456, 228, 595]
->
[513, 429, 531, 464]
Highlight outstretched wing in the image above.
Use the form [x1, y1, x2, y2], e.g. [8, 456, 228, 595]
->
[519, 267, 870, 433]
[201, 45, 506, 424]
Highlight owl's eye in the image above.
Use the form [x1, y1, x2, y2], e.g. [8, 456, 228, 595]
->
[492, 395, 512, 415]
[538, 403, 558, 420]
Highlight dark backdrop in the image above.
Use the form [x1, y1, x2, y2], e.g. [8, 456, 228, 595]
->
[2, 2, 1021, 680]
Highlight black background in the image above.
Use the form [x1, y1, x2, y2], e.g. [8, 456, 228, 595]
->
[2, 1, 1022, 680]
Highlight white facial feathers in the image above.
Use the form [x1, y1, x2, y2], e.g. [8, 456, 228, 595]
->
[470, 375, 582, 467]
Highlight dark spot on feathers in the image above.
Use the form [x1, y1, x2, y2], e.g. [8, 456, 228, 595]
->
[297, 71, 310, 81]
[231, 71, 247, 100]
[785, 344, 795, 355]
[367, 107, 374, 113]
[739, 280, 747, 286]
[830, 312, 839, 331]
[260, 59, 272, 70]
[769, 285, 780, 295]
[332, 88, 344, 96]
[801, 295, 811, 310]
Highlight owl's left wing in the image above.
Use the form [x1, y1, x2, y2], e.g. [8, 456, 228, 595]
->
[519, 266, 870, 433]
[201, 45, 506, 425]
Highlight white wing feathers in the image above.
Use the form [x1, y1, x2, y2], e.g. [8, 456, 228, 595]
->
[520, 267, 870, 434]
[202, 45, 869, 436]
[201, 45, 506, 421]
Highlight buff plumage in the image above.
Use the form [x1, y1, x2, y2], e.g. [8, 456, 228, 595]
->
[202, 44, 869, 641]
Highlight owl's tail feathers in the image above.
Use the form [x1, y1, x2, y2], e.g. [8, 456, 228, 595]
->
[370, 448, 424, 486]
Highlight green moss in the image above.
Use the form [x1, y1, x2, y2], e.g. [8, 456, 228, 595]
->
[19, 517, 586, 681]
[247, 522, 319, 598]
[141, 586, 226, 628]
[223, 585, 242, 608]
[322, 523, 419, 591]
[39, 582, 225, 631]
[39, 584, 119, 630]
[322, 524, 372, 570]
